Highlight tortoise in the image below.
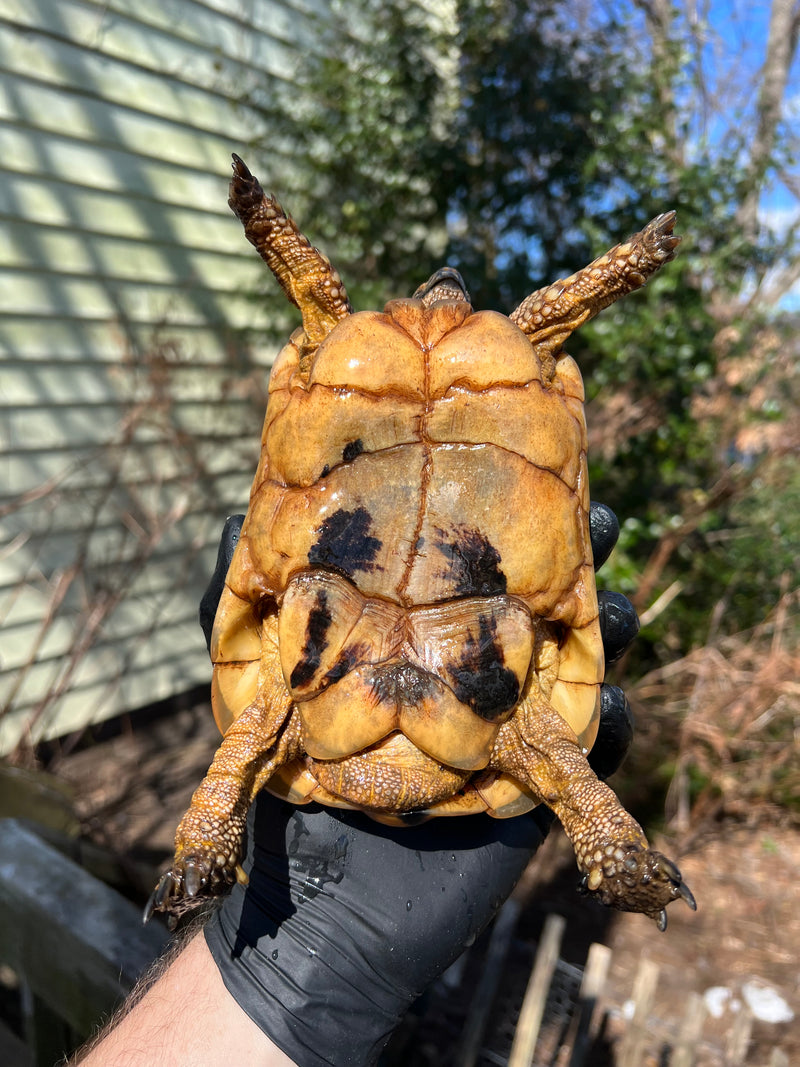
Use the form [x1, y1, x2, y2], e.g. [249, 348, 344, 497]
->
[148, 154, 696, 928]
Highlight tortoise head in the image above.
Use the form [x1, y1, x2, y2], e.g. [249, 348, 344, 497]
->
[412, 267, 471, 307]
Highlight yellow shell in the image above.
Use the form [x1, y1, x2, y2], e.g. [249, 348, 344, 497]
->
[211, 297, 602, 820]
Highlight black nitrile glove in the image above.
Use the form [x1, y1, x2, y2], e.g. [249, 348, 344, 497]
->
[199, 514, 243, 653]
[201, 503, 638, 1067]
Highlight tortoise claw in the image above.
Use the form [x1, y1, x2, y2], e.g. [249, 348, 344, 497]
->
[183, 859, 204, 898]
[142, 887, 159, 925]
[679, 880, 697, 911]
[637, 851, 696, 928]
[143, 870, 178, 924]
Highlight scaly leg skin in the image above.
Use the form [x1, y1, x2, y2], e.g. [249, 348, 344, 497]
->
[509, 213, 680, 352]
[228, 154, 352, 354]
[144, 702, 301, 922]
[494, 697, 696, 929]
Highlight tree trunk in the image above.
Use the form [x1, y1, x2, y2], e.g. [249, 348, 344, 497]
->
[736, 0, 800, 241]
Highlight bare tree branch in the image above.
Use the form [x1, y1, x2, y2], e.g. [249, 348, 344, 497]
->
[736, 0, 800, 240]
[632, 0, 685, 168]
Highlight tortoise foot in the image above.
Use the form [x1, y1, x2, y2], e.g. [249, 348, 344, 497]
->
[640, 211, 681, 267]
[578, 845, 696, 929]
[144, 849, 241, 923]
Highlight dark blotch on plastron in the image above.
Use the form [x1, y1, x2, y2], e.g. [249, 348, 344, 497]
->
[309, 507, 383, 578]
[290, 590, 333, 689]
[435, 527, 507, 597]
[323, 645, 364, 686]
[342, 439, 365, 462]
[450, 616, 519, 720]
[371, 662, 437, 706]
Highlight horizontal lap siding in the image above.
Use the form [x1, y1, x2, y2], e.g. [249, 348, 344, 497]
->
[0, 0, 318, 752]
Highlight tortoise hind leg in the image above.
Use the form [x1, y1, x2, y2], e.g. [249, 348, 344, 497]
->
[492, 696, 696, 929]
[145, 647, 300, 920]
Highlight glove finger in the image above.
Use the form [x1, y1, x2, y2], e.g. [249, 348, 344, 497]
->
[587, 684, 635, 781]
[598, 589, 640, 663]
[589, 501, 619, 569]
[199, 514, 245, 650]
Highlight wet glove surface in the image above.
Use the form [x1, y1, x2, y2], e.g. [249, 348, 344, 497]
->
[205, 796, 552, 1066]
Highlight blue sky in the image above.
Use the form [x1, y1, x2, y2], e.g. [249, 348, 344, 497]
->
[669, 0, 799, 306]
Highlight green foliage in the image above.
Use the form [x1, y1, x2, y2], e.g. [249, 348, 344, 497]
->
[241, 0, 797, 666]
[434, 0, 633, 310]
[711, 456, 799, 628]
[249, 0, 452, 309]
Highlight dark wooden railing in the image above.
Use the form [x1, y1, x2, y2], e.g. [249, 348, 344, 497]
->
[0, 820, 169, 1065]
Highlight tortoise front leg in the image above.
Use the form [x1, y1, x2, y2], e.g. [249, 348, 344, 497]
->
[509, 213, 680, 351]
[493, 696, 695, 929]
[228, 155, 352, 356]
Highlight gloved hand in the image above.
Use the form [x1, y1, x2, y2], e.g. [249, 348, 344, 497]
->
[198, 502, 638, 1067]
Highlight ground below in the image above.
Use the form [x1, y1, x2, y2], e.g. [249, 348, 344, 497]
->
[47, 696, 798, 1065]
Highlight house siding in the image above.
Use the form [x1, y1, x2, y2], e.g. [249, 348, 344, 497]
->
[0, 0, 322, 752]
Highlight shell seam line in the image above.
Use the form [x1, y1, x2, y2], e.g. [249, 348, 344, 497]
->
[395, 345, 434, 603]
[300, 375, 571, 402]
[265, 443, 587, 498]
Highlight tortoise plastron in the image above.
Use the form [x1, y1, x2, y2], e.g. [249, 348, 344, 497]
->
[147, 155, 695, 929]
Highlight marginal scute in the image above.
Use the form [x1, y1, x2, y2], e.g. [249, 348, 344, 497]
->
[541, 562, 597, 630]
[267, 331, 302, 393]
[225, 527, 279, 604]
[475, 773, 538, 818]
[555, 617, 605, 684]
[211, 660, 259, 734]
[210, 610, 283, 734]
[562, 395, 589, 451]
[210, 588, 262, 664]
[549, 679, 602, 745]
[265, 760, 319, 804]
[554, 354, 586, 402]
